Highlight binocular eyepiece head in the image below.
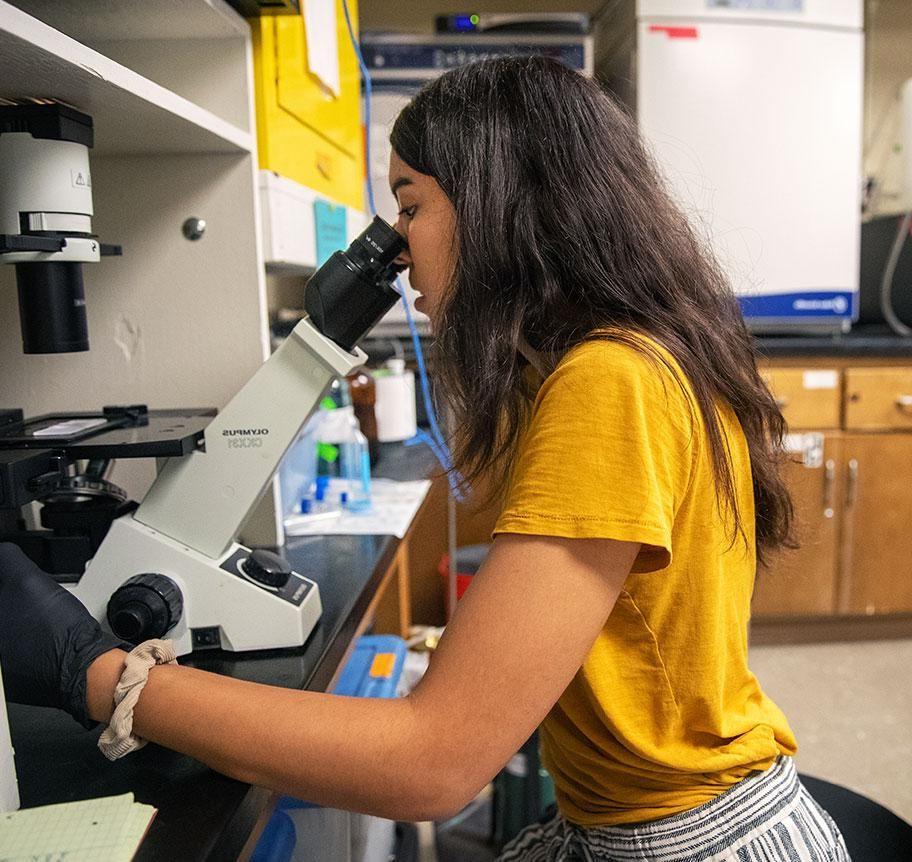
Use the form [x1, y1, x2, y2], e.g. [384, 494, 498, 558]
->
[304, 216, 407, 352]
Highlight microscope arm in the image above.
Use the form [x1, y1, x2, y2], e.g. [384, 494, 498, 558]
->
[133, 318, 365, 560]
[74, 217, 403, 654]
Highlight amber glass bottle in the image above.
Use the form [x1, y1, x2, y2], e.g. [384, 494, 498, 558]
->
[346, 370, 380, 466]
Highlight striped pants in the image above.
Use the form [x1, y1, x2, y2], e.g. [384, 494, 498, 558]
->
[497, 757, 851, 862]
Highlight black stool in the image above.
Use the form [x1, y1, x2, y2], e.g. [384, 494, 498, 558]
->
[799, 773, 912, 862]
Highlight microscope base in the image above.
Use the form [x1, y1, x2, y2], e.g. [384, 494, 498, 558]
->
[72, 515, 322, 657]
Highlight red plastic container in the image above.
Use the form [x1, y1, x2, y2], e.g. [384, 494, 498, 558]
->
[437, 544, 491, 603]
[437, 555, 474, 602]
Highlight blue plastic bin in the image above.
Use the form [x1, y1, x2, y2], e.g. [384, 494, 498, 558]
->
[251, 635, 408, 862]
[333, 635, 407, 699]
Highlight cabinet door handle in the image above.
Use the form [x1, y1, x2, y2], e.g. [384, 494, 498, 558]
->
[823, 458, 836, 518]
[839, 458, 860, 615]
[845, 458, 859, 507]
[896, 395, 912, 413]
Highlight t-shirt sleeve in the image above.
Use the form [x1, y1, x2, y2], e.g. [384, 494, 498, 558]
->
[493, 339, 697, 573]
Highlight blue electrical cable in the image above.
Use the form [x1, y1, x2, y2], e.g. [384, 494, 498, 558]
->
[341, 0, 465, 499]
[341, 0, 378, 217]
[394, 274, 453, 471]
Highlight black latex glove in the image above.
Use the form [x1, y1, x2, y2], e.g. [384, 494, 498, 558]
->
[0, 542, 125, 728]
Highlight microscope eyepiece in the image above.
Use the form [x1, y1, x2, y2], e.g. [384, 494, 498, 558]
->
[346, 218, 406, 271]
[304, 216, 407, 352]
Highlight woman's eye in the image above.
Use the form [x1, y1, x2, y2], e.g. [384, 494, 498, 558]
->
[398, 206, 416, 219]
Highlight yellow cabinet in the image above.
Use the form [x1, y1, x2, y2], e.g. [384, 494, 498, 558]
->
[250, 2, 365, 209]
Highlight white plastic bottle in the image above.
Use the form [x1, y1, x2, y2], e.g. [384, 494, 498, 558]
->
[373, 358, 417, 442]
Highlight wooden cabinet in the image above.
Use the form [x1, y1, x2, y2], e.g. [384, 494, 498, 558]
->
[838, 433, 912, 614]
[753, 433, 841, 617]
[758, 362, 912, 622]
[405, 360, 912, 629]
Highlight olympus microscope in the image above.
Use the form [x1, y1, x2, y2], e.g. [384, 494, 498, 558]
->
[0, 103, 406, 658]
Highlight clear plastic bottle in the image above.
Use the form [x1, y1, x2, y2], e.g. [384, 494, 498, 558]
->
[278, 411, 320, 517]
[316, 404, 371, 512]
[339, 425, 371, 513]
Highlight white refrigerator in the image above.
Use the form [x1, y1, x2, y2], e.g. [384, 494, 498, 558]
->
[635, 0, 863, 330]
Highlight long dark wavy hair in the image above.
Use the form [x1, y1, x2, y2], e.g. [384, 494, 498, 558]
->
[390, 56, 793, 560]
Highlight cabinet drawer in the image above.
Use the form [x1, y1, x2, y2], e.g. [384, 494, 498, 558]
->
[761, 369, 840, 429]
[752, 432, 840, 617]
[844, 368, 912, 430]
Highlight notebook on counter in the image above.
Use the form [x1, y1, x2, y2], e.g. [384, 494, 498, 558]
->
[0, 792, 156, 861]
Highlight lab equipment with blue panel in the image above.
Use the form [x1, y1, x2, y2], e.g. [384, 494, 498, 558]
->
[603, 0, 864, 332]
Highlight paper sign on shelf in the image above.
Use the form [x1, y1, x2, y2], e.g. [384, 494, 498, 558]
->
[303, 0, 341, 97]
[314, 200, 347, 268]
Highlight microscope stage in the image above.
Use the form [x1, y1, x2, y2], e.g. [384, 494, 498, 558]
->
[0, 408, 215, 458]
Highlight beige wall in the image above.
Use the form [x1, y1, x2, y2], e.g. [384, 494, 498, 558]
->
[864, 0, 912, 217]
[360, 0, 912, 217]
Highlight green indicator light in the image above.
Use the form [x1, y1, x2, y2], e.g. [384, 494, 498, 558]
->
[470, 14, 479, 24]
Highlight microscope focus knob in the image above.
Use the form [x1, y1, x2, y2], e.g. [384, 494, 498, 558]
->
[107, 573, 184, 644]
[242, 549, 292, 589]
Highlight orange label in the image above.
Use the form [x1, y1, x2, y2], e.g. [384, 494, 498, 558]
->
[369, 653, 395, 678]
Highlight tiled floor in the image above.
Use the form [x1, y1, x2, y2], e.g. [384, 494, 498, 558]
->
[748, 637, 912, 823]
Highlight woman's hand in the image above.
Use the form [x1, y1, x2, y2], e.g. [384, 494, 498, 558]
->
[0, 543, 125, 727]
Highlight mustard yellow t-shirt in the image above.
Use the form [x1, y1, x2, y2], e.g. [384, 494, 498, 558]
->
[493, 333, 797, 827]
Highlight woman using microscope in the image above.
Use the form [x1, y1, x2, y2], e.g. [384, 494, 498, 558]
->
[0, 57, 849, 861]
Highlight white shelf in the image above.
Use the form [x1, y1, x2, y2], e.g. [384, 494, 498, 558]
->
[0, 0, 253, 155]
[259, 171, 370, 272]
[9, 0, 247, 42]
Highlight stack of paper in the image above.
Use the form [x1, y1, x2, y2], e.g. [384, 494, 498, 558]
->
[284, 478, 431, 539]
[0, 793, 156, 861]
